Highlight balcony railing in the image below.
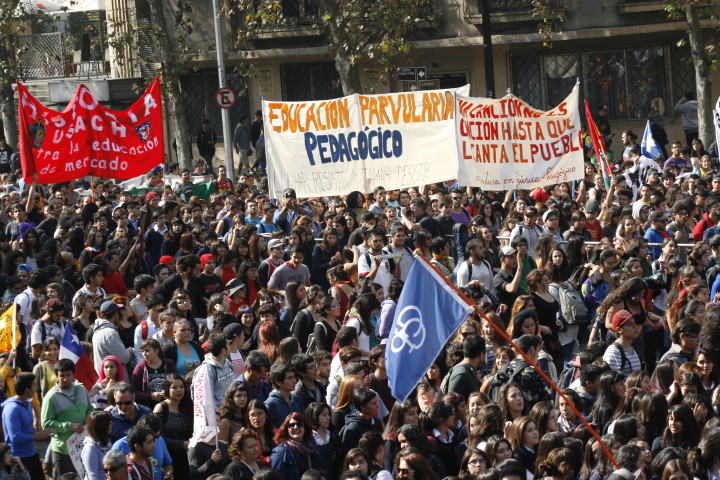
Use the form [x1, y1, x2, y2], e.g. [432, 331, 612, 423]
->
[465, 0, 562, 15]
[256, 0, 322, 29]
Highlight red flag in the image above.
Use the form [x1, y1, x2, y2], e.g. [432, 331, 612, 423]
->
[584, 100, 612, 188]
[59, 323, 98, 390]
[17, 77, 164, 184]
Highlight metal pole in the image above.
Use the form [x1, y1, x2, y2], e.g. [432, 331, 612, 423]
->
[480, 0, 495, 98]
[212, 0, 235, 181]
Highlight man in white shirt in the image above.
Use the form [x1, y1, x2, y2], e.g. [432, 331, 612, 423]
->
[133, 294, 166, 362]
[71, 264, 106, 316]
[382, 225, 413, 282]
[455, 239, 494, 289]
[358, 228, 398, 294]
[14, 269, 48, 326]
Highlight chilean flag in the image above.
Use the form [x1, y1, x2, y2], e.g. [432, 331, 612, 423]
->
[59, 324, 98, 390]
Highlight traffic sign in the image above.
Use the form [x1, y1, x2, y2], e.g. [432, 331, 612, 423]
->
[215, 87, 237, 109]
[397, 67, 417, 81]
[417, 67, 426, 80]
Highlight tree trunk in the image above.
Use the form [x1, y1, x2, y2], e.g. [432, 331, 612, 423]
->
[0, 78, 18, 148]
[166, 81, 193, 171]
[334, 51, 363, 95]
[147, 0, 192, 171]
[685, 3, 713, 145]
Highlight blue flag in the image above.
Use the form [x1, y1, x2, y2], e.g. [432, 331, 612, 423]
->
[386, 257, 474, 403]
[641, 120, 663, 160]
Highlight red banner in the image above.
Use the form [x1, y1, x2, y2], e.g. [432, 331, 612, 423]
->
[17, 77, 164, 183]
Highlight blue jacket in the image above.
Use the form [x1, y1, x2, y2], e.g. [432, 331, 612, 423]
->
[109, 403, 152, 442]
[270, 442, 323, 480]
[1, 396, 36, 457]
[644, 227, 669, 260]
[264, 390, 304, 429]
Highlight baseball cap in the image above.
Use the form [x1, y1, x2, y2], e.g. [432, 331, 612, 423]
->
[499, 246, 517, 258]
[223, 324, 244, 341]
[200, 254, 215, 269]
[225, 278, 246, 296]
[611, 310, 635, 331]
[100, 301, 123, 314]
[159, 256, 174, 265]
[268, 239, 283, 249]
[523, 206, 538, 216]
[17, 264, 32, 272]
[542, 210, 559, 222]
[145, 191, 159, 201]
[47, 298, 65, 313]
[585, 199, 601, 213]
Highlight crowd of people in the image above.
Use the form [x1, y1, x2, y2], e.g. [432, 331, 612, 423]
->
[0, 116, 720, 480]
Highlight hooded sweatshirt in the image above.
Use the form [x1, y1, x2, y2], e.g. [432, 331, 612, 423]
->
[81, 435, 112, 480]
[198, 353, 234, 410]
[41, 381, 94, 455]
[1, 396, 36, 457]
[339, 411, 382, 457]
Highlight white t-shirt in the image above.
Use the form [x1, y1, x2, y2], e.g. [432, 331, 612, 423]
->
[358, 252, 394, 294]
[30, 320, 63, 348]
[345, 317, 370, 360]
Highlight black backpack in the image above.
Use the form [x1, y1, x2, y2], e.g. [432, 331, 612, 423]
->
[488, 359, 530, 403]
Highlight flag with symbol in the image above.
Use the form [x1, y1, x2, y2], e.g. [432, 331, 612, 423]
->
[641, 120, 663, 160]
[59, 324, 98, 390]
[386, 256, 474, 403]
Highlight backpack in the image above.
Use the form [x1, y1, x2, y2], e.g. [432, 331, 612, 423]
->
[551, 282, 589, 326]
[611, 340, 630, 372]
[307, 322, 327, 354]
[487, 360, 530, 403]
[556, 363, 580, 390]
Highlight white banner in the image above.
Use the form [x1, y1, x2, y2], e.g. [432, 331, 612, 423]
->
[456, 83, 584, 190]
[67, 431, 87, 480]
[264, 85, 469, 198]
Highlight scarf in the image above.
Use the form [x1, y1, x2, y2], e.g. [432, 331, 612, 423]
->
[286, 439, 313, 455]
[432, 253, 453, 271]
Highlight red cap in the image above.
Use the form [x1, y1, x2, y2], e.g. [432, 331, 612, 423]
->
[200, 254, 215, 268]
[159, 255, 174, 265]
[611, 310, 635, 331]
[145, 191, 159, 201]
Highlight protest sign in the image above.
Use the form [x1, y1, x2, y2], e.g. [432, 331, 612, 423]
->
[67, 431, 87, 479]
[17, 78, 164, 184]
[263, 85, 469, 198]
[456, 83, 584, 190]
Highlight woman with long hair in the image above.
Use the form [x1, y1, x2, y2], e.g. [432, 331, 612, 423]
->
[311, 228, 343, 290]
[280, 280, 305, 332]
[479, 226, 502, 272]
[589, 370, 627, 433]
[70, 292, 96, 341]
[381, 399, 420, 468]
[527, 269, 563, 373]
[314, 297, 343, 354]
[290, 285, 324, 352]
[499, 215, 520, 245]
[651, 404, 701, 455]
[614, 216, 639, 252]
[31, 338, 59, 403]
[485, 435, 513, 467]
[248, 234, 267, 263]
[223, 428, 261, 480]
[507, 416, 539, 476]
[237, 258, 261, 307]
[218, 381, 249, 444]
[305, 402, 337, 480]
[154, 374, 193, 479]
[498, 382, 528, 422]
[394, 449, 440, 480]
[257, 322, 280, 363]
[358, 431, 394, 480]
[327, 265, 354, 321]
[534, 234, 556, 270]
[270, 412, 323, 480]
[88, 354, 125, 410]
[534, 447, 576, 480]
[80, 411, 113, 480]
[245, 399, 274, 464]
[345, 293, 381, 359]
[132, 338, 178, 408]
[237, 307, 258, 354]
[529, 401, 559, 441]
[694, 348, 718, 391]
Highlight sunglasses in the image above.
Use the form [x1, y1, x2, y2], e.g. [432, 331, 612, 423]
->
[103, 466, 122, 473]
[288, 422, 305, 429]
[116, 400, 133, 406]
[397, 468, 416, 475]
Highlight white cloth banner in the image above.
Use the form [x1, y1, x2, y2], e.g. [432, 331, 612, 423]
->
[263, 85, 469, 198]
[456, 83, 584, 190]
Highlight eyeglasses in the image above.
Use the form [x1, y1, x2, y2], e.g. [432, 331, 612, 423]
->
[288, 422, 305, 429]
[103, 466, 123, 473]
[397, 468, 415, 476]
[116, 400, 133, 406]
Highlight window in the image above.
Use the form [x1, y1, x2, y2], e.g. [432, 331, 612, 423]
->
[510, 45, 694, 120]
